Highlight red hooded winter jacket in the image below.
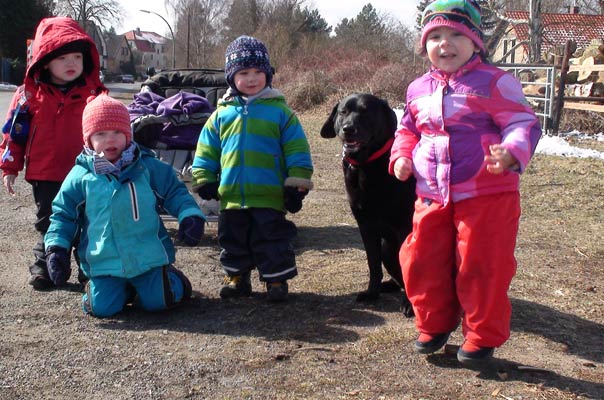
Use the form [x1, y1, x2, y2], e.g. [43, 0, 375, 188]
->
[1, 16, 105, 181]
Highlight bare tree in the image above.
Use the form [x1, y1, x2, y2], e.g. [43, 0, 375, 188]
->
[482, 0, 544, 61]
[253, 0, 325, 68]
[528, 0, 543, 63]
[565, 0, 604, 14]
[168, 0, 228, 68]
[53, 0, 123, 31]
[223, 0, 264, 42]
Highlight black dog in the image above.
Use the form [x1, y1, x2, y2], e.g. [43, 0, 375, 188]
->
[320, 94, 416, 315]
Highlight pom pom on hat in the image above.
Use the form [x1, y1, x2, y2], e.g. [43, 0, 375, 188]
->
[421, 0, 485, 53]
[82, 94, 132, 147]
[224, 35, 274, 89]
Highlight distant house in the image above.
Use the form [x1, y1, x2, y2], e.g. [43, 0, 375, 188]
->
[123, 29, 171, 76]
[104, 33, 132, 76]
[80, 20, 107, 70]
[491, 11, 604, 64]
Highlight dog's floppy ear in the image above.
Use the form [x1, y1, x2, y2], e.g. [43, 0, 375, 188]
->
[377, 97, 398, 134]
[387, 107, 398, 134]
[320, 103, 339, 138]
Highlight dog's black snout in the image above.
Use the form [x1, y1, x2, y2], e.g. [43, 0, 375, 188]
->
[341, 123, 356, 134]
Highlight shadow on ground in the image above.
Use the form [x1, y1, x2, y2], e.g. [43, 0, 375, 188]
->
[422, 296, 604, 399]
[94, 290, 410, 345]
[511, 297, 603, 363]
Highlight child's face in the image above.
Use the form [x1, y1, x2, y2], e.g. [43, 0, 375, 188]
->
[233, 68, 267, 96]
[425, 27, 479, 73]
[89, 130, 127, 163]
[45, 52, 84, 85]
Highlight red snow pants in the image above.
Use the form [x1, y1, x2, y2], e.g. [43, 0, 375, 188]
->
[400, 191, 520, 347]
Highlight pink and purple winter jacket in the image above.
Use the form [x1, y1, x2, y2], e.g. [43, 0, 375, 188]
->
[389, 56, 542, 205]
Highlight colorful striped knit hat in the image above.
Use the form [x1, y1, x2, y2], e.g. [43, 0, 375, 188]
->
[421, 0, 485, 53]
[224, 35, 274, 89]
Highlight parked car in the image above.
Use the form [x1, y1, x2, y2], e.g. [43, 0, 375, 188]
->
[121, 74, 135, 83]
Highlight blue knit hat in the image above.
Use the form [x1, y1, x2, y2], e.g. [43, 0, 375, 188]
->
[421, 0, 485, 53]
[224, 36, 274, 89]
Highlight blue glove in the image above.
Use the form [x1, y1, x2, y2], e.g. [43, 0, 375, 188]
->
[283, 186, 308, 213]
[177, 216, 205, 246]
[45, 246, 71, 286]
[197, 182, 219, 200]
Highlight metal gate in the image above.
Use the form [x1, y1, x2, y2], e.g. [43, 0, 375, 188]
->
[497, 63, 556, 134]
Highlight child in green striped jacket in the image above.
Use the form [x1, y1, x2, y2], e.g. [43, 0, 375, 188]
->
[191, 36, 313, 302]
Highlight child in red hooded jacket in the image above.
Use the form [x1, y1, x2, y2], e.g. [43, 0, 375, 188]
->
[0, 16, 105, 290]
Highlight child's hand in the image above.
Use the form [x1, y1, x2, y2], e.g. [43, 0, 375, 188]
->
[393, 157, 413, 181]
[46, 246, 71, 286]
[485, 144, 518, 175]
[284, 186, 308, 213]
[177, 216, 205, 246]
[197, 182, 219, 200]
[3, 174, 16, 195]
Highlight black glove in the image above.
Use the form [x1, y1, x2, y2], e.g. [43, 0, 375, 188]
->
[283, 186, 308, 213]
[177, 216, 205, 246]
[45, 246, 71, 286]
[197, 182, 219, 200]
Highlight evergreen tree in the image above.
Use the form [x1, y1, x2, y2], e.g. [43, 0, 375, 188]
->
[298, 7, 331, 37]
[334, 4, 386, 44]
[0, 0, 52, 60]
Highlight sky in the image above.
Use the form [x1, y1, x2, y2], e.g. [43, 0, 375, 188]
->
[115, 0, 419, 35]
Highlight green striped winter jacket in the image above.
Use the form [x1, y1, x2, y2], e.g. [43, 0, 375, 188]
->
[191, 87, 313, 211]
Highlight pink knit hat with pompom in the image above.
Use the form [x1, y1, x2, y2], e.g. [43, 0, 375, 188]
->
[82, 94, 132, 147]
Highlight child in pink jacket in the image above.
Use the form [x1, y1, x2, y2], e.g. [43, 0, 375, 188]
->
[390, 0, 542, 367]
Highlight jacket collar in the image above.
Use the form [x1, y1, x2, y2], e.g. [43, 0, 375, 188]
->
[429, 54, 482, 81]
[221, 86, 285, 105]
[78, 142, 145, 180]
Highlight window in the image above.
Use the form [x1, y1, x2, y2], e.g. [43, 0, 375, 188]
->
[503, 38, 517, 63]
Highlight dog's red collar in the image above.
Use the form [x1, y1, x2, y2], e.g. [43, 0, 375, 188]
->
[344, 137, 394, 166]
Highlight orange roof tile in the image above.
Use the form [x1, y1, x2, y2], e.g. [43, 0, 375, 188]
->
[123, 30, 168, 53]
[505, 11, 604, 49]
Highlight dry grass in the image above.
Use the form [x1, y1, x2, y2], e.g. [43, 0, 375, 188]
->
[0, 110, 602, 399]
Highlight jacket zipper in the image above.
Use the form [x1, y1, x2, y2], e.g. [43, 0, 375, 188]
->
[128, 181, 140, 221]
[239, 103, 248, 207]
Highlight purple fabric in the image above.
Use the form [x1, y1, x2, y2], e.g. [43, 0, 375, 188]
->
[159, 124, 203, 149]
[158, 92, 214, 149]
[156, 91, 213, 117]
[129, 91, 215, 149]
[127, 92, 165, 122]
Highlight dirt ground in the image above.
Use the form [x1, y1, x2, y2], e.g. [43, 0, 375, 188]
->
[0, 111, 603, 400]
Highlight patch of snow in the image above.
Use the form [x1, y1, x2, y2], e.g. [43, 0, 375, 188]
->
[537, 134, 604, 160]
[0, 82, 17, 91]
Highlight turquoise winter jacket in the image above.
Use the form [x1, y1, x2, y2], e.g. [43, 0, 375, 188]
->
[45, 145, 204, 279]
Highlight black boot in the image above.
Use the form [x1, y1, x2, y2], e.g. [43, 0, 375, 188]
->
[28, 262, 53, 290]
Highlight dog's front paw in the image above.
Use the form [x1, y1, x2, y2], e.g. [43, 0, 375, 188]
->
[380, 279, 402, 293]
[356, 290, 380, 302]
[401, 292, 415, 318]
